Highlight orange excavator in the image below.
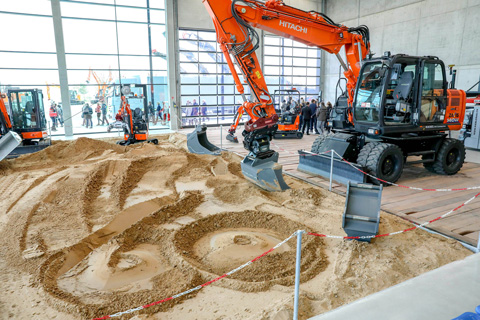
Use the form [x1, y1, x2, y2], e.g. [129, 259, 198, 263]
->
[188, 0, 467, 190]
[109, 84, 158, 146]
[0, 89, 50, 161]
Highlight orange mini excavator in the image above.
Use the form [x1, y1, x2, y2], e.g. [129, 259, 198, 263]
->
[187, 0, 467, 190]
[0, 89, 50, 161]
[111, 85, 158, 146]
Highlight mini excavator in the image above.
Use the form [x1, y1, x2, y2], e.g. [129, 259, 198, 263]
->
[188, 0, 467, 190]
[0, 89, 50, 161]
[109, 85, 158, 146]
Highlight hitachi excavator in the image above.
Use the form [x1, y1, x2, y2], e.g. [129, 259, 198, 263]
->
[0, 89, 51, 161]
[187, 0, 467, 190]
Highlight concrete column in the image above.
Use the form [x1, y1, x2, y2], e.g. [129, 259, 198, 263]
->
[50, 0, 73, 137]
[166, 0, 181, 130]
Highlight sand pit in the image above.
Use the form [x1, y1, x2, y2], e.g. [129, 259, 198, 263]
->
[0, 134, 471, 319]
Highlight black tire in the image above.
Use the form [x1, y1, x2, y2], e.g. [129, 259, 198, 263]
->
[311, 132, 333, 154]
[356, 142, 381, 165]
[296, 132, 304, 138]
[432, 138, 465, 175]
[359, 143, 404, 185]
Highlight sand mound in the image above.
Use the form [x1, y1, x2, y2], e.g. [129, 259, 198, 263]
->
[15, 137, 125, 168]
[0, 132, 472, 320]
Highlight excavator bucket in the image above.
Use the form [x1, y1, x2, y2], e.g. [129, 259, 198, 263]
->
[0, 131, 22, 161]
[241, 152, 290, 192]
[187, 125, 221, 155]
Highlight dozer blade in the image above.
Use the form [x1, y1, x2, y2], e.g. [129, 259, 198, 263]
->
[297, 150, 366, 185]
[241, 151, 290, 192]
[187, 124, 221, 155]
[0, 131, 22, 162]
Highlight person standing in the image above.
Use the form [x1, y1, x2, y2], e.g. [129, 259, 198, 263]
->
[156, 102, 162, 124]
[201, 100, 207, 123]
[301, 103, 312, 135]
[326, 101, 333, 133]
[192, 99, 199, 125]
[49, 103, 58, 131]
[56, 103, 64, 127]
[95, 103, 102, 125]
[316, 102, 328, 134]
[83, 103, 93, 129]
[148, 101, 155, 124]
[101, 102, 109, 126]
[309, 99, 319, 134]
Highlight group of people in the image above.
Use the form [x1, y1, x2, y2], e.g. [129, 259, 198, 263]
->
[185, 99, 208, 125]
[81, 102, 108, 129]
[49, 102, 64, 131]
[280, 97, 333, 135]
[299, 99, 333, 135]
[148, 101, 170, 125]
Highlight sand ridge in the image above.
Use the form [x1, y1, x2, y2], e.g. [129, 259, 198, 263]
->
[0, 133, 472, 320]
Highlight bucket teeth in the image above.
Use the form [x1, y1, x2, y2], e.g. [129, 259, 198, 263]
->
[241, 152, 290, 192]
[186, 125, 221, 156]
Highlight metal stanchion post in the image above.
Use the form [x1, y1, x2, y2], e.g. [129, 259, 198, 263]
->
[220, 125, 223, 150]
[477, 233, 480, 253]
[329, 149, 334, 191]
[293, 230, 304, 320]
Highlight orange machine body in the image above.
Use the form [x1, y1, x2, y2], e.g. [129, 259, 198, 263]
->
[444, 89, 467, 131]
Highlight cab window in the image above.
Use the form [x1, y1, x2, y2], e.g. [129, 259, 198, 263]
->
[420, 63, 446, 123]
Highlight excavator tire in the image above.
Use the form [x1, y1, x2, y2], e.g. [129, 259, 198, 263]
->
[356, 141, 381, 165]
[431, 138, 465, 175]
[310, 132, 333, 154]
[358, 142, 404, 185]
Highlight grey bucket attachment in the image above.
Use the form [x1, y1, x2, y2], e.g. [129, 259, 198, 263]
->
[187, 125, 221, 155]
[342, 182, 382, 242]
[241, 151, 290, 192]
[0, 131, 22, 161]
[297, 150, 366, 185]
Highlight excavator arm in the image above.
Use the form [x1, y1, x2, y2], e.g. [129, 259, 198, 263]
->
[203, 0, 369, 147]
[192, 0, 369, 191]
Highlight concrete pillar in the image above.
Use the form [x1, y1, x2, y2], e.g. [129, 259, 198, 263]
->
[166, 0, 181, 130]
[320, 0, 326, 102]
[50, 0, 73, 137]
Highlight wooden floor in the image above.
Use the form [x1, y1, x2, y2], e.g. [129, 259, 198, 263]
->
[179, 127, 480, 246]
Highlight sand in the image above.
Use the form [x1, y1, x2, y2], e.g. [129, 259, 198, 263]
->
[0, 134, 471, 320]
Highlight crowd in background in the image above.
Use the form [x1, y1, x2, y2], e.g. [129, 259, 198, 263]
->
[280, 96, 332, 135]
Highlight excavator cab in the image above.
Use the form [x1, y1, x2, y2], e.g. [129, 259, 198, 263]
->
[352, 53, 463, 136]
[0, 89, 50, 160]
[307, 53, 467, 184]
[7, 89, 48, 142]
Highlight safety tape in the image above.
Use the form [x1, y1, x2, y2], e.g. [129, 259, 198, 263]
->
[91, 231, 298, 320]
[331, 150, 480, 192]
[308, 191, 480, 240]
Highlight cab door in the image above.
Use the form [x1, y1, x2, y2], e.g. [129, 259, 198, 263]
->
[418, 60, 448, 125]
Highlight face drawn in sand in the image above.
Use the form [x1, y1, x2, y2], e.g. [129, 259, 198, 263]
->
[173, 210, 328, 292]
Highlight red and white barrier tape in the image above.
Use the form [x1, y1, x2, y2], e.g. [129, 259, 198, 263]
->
[308, 191, 480, 240]
[331, 150, 480, 192]
[91, 231, 298, 320]
[91, 190, 479, 319]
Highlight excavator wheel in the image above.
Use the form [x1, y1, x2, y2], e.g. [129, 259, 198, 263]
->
[310, 132, 333, 154]
[357, 143, 404, 185]
[431, 138, 465, 175]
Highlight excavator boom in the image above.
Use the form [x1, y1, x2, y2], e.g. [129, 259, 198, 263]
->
[187, 0, 370, 191]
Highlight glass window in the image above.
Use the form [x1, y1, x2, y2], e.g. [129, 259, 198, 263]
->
[354, 62, 384, 123]
[420, 63, 446, 123]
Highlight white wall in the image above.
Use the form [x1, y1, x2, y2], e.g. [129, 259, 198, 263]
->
[323, 0, 480, 104]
